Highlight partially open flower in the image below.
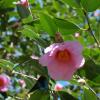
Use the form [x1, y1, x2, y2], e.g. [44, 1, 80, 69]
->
[39, 41, 85, 80]
[0, 75, 10, 92]
[54, 83, 63, 91]
[15, 0, 29, 7]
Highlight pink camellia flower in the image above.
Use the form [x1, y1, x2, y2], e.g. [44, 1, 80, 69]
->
[54, 83, 63, 91]
[0, 75, 10, 92]
[39, 41, 85, 80]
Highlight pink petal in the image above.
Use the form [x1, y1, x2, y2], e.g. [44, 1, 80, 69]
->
[79, 58, 85, 67]
[64, 41, 83, 54]
[39, 52, 52, 67]
[47, 60, 77, 80]
[49, 44, 68, 57]
[44, 43, 60, 53]
[64, 41, 85, 68]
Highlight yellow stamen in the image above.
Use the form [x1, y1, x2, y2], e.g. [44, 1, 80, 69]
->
[56, 50, 70, 62]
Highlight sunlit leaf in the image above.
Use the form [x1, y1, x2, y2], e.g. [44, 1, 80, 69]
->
[81, 0, 100, 11]
[29, 90, 50, 100]
[83, 87, 97, 100]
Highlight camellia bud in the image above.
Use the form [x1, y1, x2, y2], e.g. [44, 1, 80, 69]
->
[55, 32, 63, 43]
[74, 32, 80, 38]
[54, 83, 63, 91]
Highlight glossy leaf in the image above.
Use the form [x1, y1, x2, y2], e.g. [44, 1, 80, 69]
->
[28, 76, 49, 93]
[29, 90, 50, 100]
[39, 13, 57, 35]
[83, 87, 97, 100]
[62, 0, 80, 8]
[81, 0, 100, 11]
[78, 59, 100, 84]
[19, 25, 39, 39]
[54, 18, 79, 35]
[30, 60, 48, 77]
[0, 59, 14, 70]
[58, 91, 77, 100]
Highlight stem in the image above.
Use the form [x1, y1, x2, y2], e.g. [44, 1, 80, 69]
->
[12, 59, 32, 70]
[12, 71, 38, 80]
[83, 9, 100, 48]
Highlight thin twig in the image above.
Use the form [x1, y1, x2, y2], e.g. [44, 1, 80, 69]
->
[86, 84, 100, 100]
[83, 9, 100, 48]
[12, 71, 38, 80]
[77, 75, 100, 100]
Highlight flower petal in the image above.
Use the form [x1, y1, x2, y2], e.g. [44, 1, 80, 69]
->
[44, 43, 60, 53]
[39, 52, 51, 67]
[64, 41, 85, 68]
[47, 61, 77, 80]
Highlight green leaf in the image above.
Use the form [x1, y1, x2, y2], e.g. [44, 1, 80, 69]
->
[81, 0, 100, 12]
[0, 59, 14, 70]
[54, 18, 79, 35]
[93, 75, 100, 84]
[83, 87, 97, 100]
[22, 15, 33, 24]
[78, 59, 100, 84]
[23, 77, 34, 89]
[39, 13, 79, 36]
[39, 13, 57, 35]
[83, 48, 100, 65]
[28, 76, 49, 93]
[62, 0, 80, 8]
[29, 90, 50, 100]
[0, 0, 17, 8]
[58, 91, 77, 100]
[19, 25, 39, 39]
[30, 60, 48, 77]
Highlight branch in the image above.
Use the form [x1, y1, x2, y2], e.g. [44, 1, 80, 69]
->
[12, 71, 38, 80]
[83, 9, 100, 48]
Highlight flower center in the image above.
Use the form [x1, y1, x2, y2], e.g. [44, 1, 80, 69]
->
[56, 50, 70, 62]
[0, 78, 5, 87]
